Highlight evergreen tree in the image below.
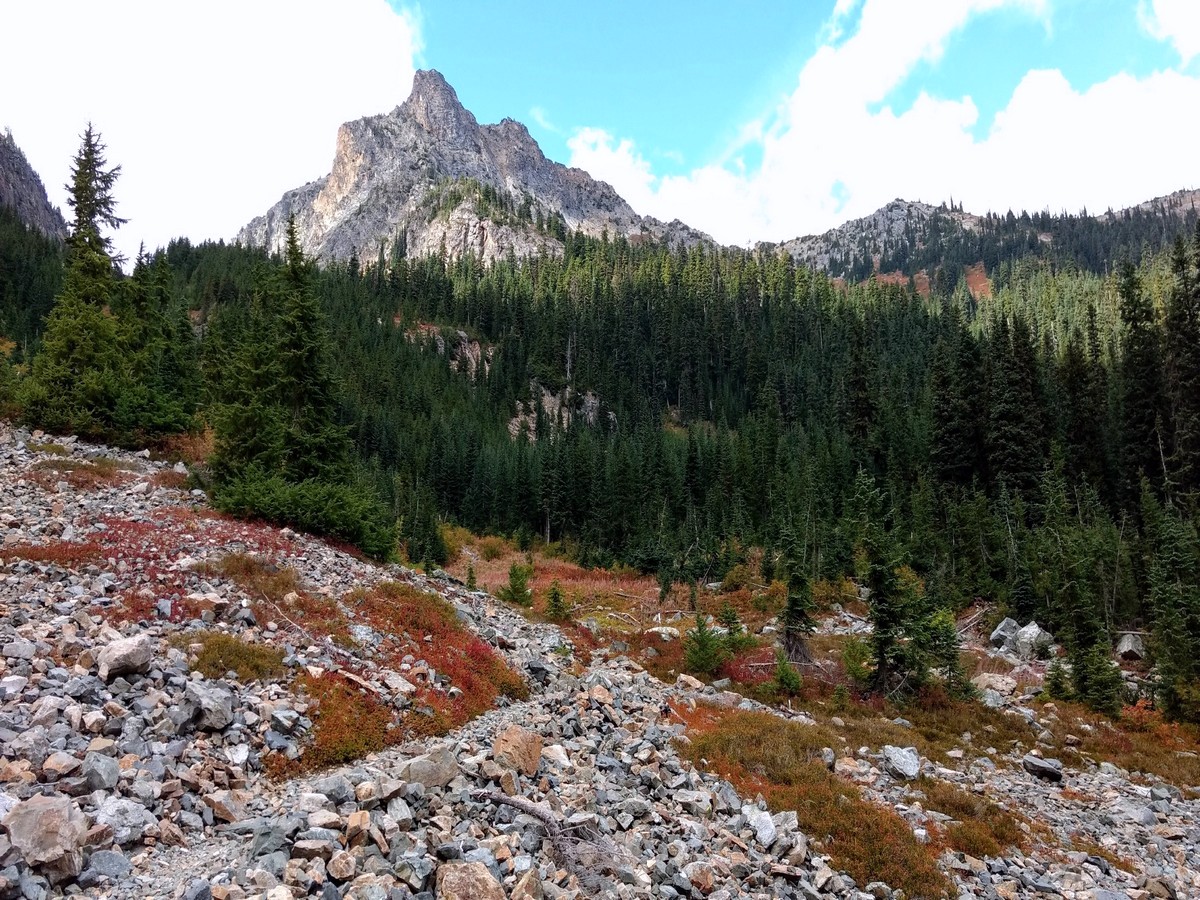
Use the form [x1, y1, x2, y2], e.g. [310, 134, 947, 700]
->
[20, 126, 124, 437]
[1164, 232, 1200, 503]
[545, 579, 571, 621]
[208, 216, 394, 558]
[1118, 263, 1169, 502]
[1146, 496, 1200, 720]
[684, 614, 728, 677]
[64, 123, 126, 261]
[496, 561, 533, 606]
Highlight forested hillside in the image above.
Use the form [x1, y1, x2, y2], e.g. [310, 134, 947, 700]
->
[778, 193, 1199, 285]
[6, 128, 1200, 720]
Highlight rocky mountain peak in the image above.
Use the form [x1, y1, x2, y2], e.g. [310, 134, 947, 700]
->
[238, 71, 709, 263]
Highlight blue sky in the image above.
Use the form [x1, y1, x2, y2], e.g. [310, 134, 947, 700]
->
[3, 0, 1198, 259]
[410, 0, 1200, 244]
[417, 0, 1176, 178]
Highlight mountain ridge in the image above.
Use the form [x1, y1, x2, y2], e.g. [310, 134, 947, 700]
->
[0, 129, 66, 240]
[769, 189, 1200, 282]
[238, 70, 710, 263]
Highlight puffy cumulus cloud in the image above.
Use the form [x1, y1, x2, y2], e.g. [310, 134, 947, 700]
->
[2, 0, 421, 262]
[568, 0, 1199, 247]
[1140, 0, 1200, 64]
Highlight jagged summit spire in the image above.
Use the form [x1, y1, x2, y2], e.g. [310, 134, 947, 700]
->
[238, 67, 710, 263]
[402, 69, 478, 144]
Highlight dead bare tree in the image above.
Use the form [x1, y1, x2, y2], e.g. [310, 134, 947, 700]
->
[471, 790, 637, 890]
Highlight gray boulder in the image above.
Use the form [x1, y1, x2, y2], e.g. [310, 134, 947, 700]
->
[398, 746, 459, 789]
[97, 633, 155, 682]
[95, 796, 155, 846]
[1011, 621, 1054, 660]
[989, 617, 1020, 648]
[1116, 633, 1145, 661]
[82, 752, 119, 792]
[1021, 753, 1063, 782]
[882, 745, 921, 780]
[83, 849, 132, 880]
[3, 793, 88, 883]
[183, 681, 234, 731]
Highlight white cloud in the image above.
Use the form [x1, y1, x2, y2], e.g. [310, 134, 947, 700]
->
[1140, 0, 1200, 64]
[569, 0, 1200, 248]
[529, 106, 560, 134]
[1, 0, 421, 262]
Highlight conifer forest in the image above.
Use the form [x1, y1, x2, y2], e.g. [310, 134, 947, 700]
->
[5, 126, 1200, 721]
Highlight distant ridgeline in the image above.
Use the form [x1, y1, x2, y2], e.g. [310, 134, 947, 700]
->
[773, 193, 1200, 286]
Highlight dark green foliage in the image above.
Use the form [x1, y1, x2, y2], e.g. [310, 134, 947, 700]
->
[207, 216, 393, 558]
[1045, 658, 1072, 700]
[718, 601, 752, 652]
[1118, 263, 1170, 501]
[684, 614, 728, 677]
[0, 203, 62, 353]
[213, 468, 396, 560]
[466, 562, 477, 591]
[771, 648, 803, 696]
[1146, 496, 1200, 720]
[18, 127, 197, 443]
[496, 561, 532, 606]
[1164, 231, 1200, 503]
[777, 525, 816, 664]
[64, 123, 125, 260]
[545, 579, 571, 621]
[1071, 642, 1125, 716]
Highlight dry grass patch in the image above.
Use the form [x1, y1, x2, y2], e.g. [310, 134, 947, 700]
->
[27, 441, 69, 456]
[676, 705, 950, 899]
[267, 672, 398, 777]
[171, 631, 286, 681]
[1041, 699, 1200, 789]
[151, 469, 189, 490]
[194, 553, 349, 641]
[198, 552, 303, 604]
[346, 581, 529, 734]
[154, 428, 214, 466]
[29, 456, 135, 490]
[915, 778, 1028, 858]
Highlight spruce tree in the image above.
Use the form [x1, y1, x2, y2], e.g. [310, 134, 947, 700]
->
[1118, 263, 1169, 503]
[1147, 500, 1200, 720]
[21, 125, 125, 436]
[1164, 232, 1200, 503]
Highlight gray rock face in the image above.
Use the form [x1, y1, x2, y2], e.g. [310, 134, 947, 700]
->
[0, 129, 67, 240]
[97, 632, 155, 682]
[774, 199, 983, 278]
[881, 745, 921, 780]
[237, 69, 710, 265]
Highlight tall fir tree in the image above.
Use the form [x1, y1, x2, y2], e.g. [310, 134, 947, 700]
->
[1164, 231, 1200, 504]
[1118, 263, 1170, 504]
[20, 125, 125, 436]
